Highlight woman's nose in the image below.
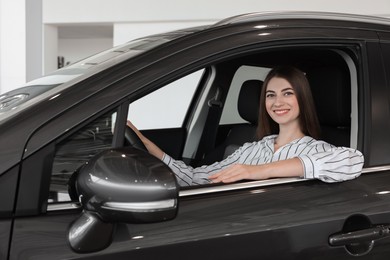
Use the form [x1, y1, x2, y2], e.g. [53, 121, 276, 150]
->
[273, 95, 283, 106]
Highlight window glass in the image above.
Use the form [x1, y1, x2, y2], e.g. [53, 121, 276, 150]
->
[220, 66, 270, 125]
[49, 110, 116, 203]
[128, 70, 203, 129]
[0, 31, 198, 122]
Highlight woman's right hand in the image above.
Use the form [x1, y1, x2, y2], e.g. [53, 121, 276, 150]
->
[126, 120, 165, 160]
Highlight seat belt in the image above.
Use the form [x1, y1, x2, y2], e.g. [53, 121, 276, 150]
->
[195, 88, 223, 163]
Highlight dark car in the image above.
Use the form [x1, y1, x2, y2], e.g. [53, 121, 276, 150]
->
[1, 11, 390, 260]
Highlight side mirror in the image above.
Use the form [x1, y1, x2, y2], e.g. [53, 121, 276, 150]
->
[68, 147, 179, 253]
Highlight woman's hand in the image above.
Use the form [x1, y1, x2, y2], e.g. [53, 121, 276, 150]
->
[126, 120, 165, 160]
[127, 120, 143, 140]
[209, 164, 267, 183]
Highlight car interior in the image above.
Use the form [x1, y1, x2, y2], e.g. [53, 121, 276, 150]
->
[165, 47, 357, 168]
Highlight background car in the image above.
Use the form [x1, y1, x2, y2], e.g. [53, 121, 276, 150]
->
[1, 11, 390, 259]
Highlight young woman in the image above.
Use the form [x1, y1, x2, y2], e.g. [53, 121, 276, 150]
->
[127, 66, 364, 186]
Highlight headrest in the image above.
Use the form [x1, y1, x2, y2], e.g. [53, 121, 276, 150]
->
[238, 80, 263, 125]
[306, 67, 351, 127]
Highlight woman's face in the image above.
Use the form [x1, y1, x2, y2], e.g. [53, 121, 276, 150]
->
[265, 77, 300, 128]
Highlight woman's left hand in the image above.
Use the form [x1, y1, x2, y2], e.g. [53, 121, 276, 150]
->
[209, 164, 265, 183]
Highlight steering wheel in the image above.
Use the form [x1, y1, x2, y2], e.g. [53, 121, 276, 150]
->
[125, 126, 148, 152]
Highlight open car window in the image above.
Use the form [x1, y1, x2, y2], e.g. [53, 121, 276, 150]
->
[151, 47, 357, 189]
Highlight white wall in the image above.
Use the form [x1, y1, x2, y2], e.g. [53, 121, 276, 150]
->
[113, 21, 213, 46]
[42, 0, 390, 23]
[0, 0, 26, 94]
[58, 38, 113, 66]
[1, 0, 390, 94]
[26, 0, 43, 83]
[43, 25, 58, 75]
[43, 0, 390, 78]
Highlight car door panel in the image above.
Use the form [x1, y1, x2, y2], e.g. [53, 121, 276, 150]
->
[0, 220, 12, 260]
[0, 167, 18, 260]
[363, 42, 390, 166]
[0, 166, 18, 218]
[9, 172, 390, 260]
[15, 144, 54, 216]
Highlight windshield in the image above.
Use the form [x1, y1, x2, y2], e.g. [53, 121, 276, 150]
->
[0, 30, 194, 122]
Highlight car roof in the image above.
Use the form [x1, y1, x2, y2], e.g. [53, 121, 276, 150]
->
[214, 11, 390, 27]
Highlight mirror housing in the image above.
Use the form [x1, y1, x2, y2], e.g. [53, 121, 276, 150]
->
[68, 147, 179, 253]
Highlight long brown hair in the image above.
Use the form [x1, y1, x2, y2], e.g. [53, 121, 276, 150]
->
[256, 66, 320, 140]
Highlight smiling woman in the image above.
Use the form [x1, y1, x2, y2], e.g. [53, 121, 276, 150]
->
[264, 78, 303, 145]
[260, 66, 320, 141]
[128, 66, 364, 186]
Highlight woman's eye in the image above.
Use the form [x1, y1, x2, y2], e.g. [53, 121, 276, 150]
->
[266, 93, 275, 98]
[284, 91, 294, 96]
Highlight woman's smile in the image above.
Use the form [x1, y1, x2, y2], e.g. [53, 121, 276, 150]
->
[273, 109, 290, 115]
[265, 77, 300, 127]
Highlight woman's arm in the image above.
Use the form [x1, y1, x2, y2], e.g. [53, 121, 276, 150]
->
[298, 146, 364, 182]
[209, 141, 364, 184]
[127, 120, 245, 186]
[209, 157, 303, 183]
[162, 145, 244, 186]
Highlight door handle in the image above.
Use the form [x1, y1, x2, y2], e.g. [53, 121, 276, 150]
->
[329, 224, 390, 246]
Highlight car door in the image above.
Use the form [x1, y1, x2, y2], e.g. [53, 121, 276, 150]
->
[9, 165, 390, 259]
[7, 67, 211, 259]
[0, 166, 18, 260]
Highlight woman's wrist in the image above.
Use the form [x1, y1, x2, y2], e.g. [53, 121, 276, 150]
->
[256, 164, 271, 180]
[246, 165, 270, 180]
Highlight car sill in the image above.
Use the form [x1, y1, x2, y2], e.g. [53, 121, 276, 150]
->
[179, 177, 308, 197]
[47, 166, 390, 212]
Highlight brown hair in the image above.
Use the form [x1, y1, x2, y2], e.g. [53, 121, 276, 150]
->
[256, 66, 320, 140]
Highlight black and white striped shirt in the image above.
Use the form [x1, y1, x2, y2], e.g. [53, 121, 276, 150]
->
[162, 135, 364, 186]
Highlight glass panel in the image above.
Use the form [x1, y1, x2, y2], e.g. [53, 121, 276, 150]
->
[0, 29, 199, 122]
[49, 111, 116, 203]
[128, 70, 203, 130]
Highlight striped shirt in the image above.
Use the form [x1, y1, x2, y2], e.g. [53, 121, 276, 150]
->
[162, 135, 364, 186]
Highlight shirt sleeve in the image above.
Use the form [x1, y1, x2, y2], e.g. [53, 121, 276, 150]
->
[161, 143, 250, 186]
[298, 141, 364, 183]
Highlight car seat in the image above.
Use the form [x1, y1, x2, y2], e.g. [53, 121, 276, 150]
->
[306, 66, 351, 147]
[199, 79, 263, 165]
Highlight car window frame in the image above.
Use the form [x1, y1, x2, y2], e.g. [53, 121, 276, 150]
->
[43, 39, 373, 212]
[146, 43, 364, 187]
